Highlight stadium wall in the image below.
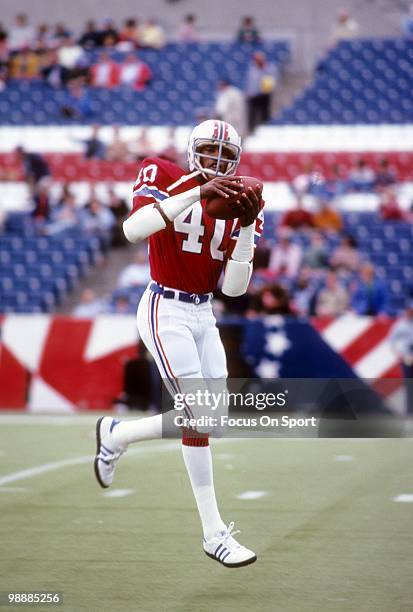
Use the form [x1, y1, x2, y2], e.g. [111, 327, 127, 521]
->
[0, 314, 402, 412]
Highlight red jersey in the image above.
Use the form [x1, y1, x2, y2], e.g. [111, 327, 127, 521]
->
[130, 157, 264, 294]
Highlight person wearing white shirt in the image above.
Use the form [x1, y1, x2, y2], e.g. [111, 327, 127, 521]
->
[215, 79, 247, 139]
[118, 251, 151, 288]
[8, 13, 34, 52]
[269, 228, 302, 279]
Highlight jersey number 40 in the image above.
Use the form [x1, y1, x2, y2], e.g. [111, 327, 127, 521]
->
[174, 203, 226, 261]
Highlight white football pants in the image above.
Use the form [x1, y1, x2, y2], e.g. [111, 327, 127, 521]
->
[137, 284, 228, 430]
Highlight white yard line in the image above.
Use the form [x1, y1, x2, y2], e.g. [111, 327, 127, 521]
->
[0, 437, 241, 487]
[392, 494, 413, 503]
[0, 441, 180, 487]
[236, 490, 269, 500]
[103, 489, 135, 498]
[334, 455, 354, 462]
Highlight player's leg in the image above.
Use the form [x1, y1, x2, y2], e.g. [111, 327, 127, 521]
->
[94, 288, 196, 486]
[190, 309, 257, 567]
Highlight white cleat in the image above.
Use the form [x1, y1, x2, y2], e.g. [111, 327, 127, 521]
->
[94, 417, 126, 489]
[203, 522, 257, 568]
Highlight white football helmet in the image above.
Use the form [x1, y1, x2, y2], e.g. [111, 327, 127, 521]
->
[188, 119, 242, 179]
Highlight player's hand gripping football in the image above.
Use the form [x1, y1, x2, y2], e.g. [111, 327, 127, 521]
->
[200, 176, 243, 201]
[237, 185, 262, 226]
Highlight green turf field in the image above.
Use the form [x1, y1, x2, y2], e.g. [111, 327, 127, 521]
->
[1, 414, 413, 612]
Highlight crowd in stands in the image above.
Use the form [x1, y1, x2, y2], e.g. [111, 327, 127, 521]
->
[0, 13, 262, 86]
[92, 198, 402, 318]
[288, 157, 407, 221]
[217, 216, 393, 319]
[16, 149, 129, 248]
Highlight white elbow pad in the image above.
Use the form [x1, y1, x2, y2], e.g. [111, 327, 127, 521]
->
[123, 185, 201, 244]
[123, 205, 166, 243]
[222, 259, 253, 297]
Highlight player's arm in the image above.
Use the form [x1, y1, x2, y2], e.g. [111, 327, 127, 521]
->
[222, 186, 262, 297]
[123, 174, 242, 244]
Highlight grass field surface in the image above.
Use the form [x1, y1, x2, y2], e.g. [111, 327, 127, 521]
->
[1, 414, 413, 612]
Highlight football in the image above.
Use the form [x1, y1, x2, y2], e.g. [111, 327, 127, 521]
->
[205, 176, 264, 220]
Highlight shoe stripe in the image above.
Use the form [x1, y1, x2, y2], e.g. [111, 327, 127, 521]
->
[214, 544, 223, 556]
[218, 547, 228, 560]
[110, 419, 120, 433]
[101, 444, 114, 454]
[221, 551, 231, 562]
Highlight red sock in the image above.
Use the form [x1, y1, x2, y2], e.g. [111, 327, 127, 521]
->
[182, 427, 209, 447]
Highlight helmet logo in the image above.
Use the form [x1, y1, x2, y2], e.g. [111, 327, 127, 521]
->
[212, 121, 229, 141]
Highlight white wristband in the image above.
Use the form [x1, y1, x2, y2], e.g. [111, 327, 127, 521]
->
[231, 223, 255, 262]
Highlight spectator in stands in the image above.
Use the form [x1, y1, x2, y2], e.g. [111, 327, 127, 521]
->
[98, 18, 119, 47]
[118, 53, 152, 90]
[0, 24, 8, 80]
[15, 146, 50, 187]
[9, 48, 40, 79]
[331, 9, 360, 44]
[375, 158, 397, 191]
[0, 63, 7, 91]
[40, 50, 64, 88]
[349, 158, 375, 192]
[84, 124, 106, 159]
[56, 34, 85, 83]
[31, 182, 51, 225]
[107, 294, 134, 314]
[313, 200, 343, 234]
[214, 79, 247, 138]
[91, 51, 119, 88]
[237, 16, 261, 44]
[256, 283, 293, 315]
[379, 187, 405, 221]
[178, 14, 199, 42]
[106, 186, 129, 247]
[350, 262, 389, 316]
[402, 4, 413, 41]
[330, 235, 361, 275]
[291, 162, 315, 197]
[245, 51, 278, 132]
[73, 288, 105, 317]
[46, 191, 81, 234]
[315, 270, 349, 316]
[388, 298, 413, 414]
[140, 19, 166, 49]
[118, 251, 151, 288]
[8, 13, 34, 53]
[106, 125, 130, 162]
[326, 164, 349, 197]
[118, 18, 141, 49]
[281, 197, 314, 230]
[303, 232, 329, 271]
[268, 228, 302, 279]
[292, 266, 319, 316]
[78, 20, 100, 50]
[60, 78, 93, 119]
[34, 23, 52, 53]
[81, 197, 116, 240]
[51, 23, 72, 47]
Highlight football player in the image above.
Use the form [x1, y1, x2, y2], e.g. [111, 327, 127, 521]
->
[94, 119, 263, 567]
